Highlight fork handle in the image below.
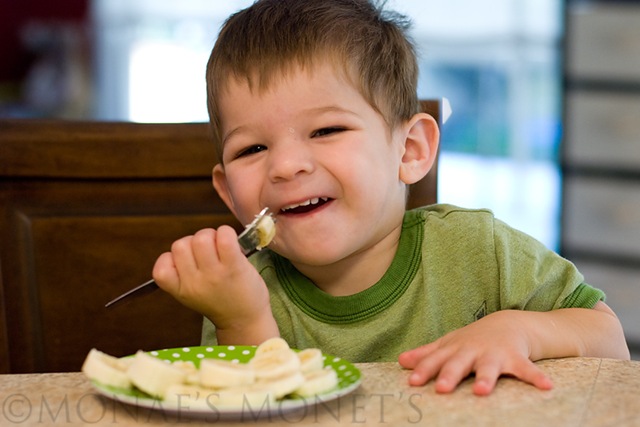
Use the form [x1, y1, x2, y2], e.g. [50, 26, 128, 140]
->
[104, 279, 159, 308]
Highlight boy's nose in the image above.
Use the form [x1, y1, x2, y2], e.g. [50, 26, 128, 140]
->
[267, 139, 315, 182]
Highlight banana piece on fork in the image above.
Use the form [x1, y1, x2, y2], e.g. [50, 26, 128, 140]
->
[238, 207, 276, 253]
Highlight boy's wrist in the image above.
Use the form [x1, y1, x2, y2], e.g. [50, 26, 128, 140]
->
[214, 310, 280, 346]
[492, 308, 584, 360]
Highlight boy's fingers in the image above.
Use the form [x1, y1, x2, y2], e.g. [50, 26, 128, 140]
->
[214, 225, 244, 263]
[472, 357, 553, 395]
[191, 228, 218, 269]
[398, 342, 438, 369]
[152, 252, 181, 292]
[405, 348, 451, 386]
[472, 362, 502, 396]
[433, 351, 476, 393]
[170, 235, 197, 275]
[511, 360, 553, 390]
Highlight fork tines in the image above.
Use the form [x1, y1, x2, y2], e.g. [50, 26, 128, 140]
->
[237, 207, 271, 256]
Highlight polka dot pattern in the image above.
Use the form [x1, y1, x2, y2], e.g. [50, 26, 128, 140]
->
[150, 345, 361, 391]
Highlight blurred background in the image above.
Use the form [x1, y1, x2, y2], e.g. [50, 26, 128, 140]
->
[1, 0, 639, 355]
[0, 0, 564, 248]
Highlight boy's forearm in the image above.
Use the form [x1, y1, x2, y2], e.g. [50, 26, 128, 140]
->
[213, 310, 280, 346]
[521, 302, 630, 361]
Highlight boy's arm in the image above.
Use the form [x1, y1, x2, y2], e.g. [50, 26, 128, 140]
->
[526, 301, 628, 360]
[399, 301, 629, 396]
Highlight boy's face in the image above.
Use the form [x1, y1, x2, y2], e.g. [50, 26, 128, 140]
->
[213, 62, 410, 268]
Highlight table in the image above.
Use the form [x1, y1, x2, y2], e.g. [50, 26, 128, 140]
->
[1, 358, 638, 426]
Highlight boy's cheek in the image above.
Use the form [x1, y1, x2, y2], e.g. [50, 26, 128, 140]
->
[212, 165, 246, 217]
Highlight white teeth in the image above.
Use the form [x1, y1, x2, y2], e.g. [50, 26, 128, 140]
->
[282, 197, 328, 212]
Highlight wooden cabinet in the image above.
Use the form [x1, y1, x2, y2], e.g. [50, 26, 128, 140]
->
[562, 2, 640, 348]
[0, 121, 237, 373]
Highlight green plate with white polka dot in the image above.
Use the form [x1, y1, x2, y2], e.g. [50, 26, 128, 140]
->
[90, 345, 362, 419]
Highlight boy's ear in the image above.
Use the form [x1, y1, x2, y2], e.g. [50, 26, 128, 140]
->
[398, 113, 440, 185]
[212, 164, 238, 217]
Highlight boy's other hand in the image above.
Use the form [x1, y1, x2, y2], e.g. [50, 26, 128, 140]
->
[398, 310, 553, 396]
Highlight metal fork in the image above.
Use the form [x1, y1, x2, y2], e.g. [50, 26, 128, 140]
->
[104, 207, 273, 308]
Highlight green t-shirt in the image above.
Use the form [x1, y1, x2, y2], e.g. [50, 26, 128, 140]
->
[202, 204, 604, 362]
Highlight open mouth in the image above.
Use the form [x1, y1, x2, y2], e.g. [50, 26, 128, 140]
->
[280, 197, 331, 215]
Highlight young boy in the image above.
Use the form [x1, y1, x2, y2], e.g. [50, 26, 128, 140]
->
[152, 0, 629, 396]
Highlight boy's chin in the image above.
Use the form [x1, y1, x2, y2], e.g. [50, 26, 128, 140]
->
[282, 245, 349, 267]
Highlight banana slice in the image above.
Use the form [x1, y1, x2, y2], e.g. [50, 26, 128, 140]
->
[254, 337, 290, 356]
[172, 360, 196, 372]
[295, 368, 338, 397]
[172, 360, 200, 385]
[251, 348, 300, 381]
[126, 351, 186, 399]
[199, 358, 256, 389]
[164, 384, 215, 410]
[215, 385, 276, 408]
[258, 372, 306, 399]
[256, 214, 276, 249]
[82, 348, 132, 389]
[165, 383, 276, 409]
[117, 356, 135, 371]
[297, 348, 324, 373]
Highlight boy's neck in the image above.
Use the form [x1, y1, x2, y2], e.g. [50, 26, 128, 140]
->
[292, 224, 403, 297]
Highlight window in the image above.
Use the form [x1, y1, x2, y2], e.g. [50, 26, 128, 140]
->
[91, 0, 563, 249]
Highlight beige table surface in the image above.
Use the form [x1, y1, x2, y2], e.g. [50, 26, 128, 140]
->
[0, 358, 638, 426]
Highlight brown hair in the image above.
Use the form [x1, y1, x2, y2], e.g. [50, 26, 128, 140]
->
[206, 0, 419, 163]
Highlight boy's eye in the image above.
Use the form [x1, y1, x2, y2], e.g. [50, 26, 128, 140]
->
[312, 127, 345, 138]
[235, 144, 267, 159]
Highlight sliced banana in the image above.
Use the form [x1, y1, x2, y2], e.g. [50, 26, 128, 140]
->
[251, 348, 300, 380]
[83, 342, 339, 408]
[172, 360, 197, 373]
[295, 368, 338, 397]
[172, 360, 200, 385]
[126, 351, 186, 399]
[82, 348, 132, 389]
[256, 214, 276, 249]
[214, 385, 276, 408]
[258, 372, 306, 399]
[297, 348, 324, 373]
[116, 356, 135, 371]
[165, 383, 276, 409]
[164, 384, 215, 410]
[254, 337, 290, 356]
[199, 358, 255, 389]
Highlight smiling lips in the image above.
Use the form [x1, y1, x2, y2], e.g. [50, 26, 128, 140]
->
[281, 197, 330, 214]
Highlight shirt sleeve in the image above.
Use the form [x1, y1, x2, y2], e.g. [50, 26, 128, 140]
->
[492, 217, 604, 311]
[560, 282, 605, 309]
[200, 317, 218, 345]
